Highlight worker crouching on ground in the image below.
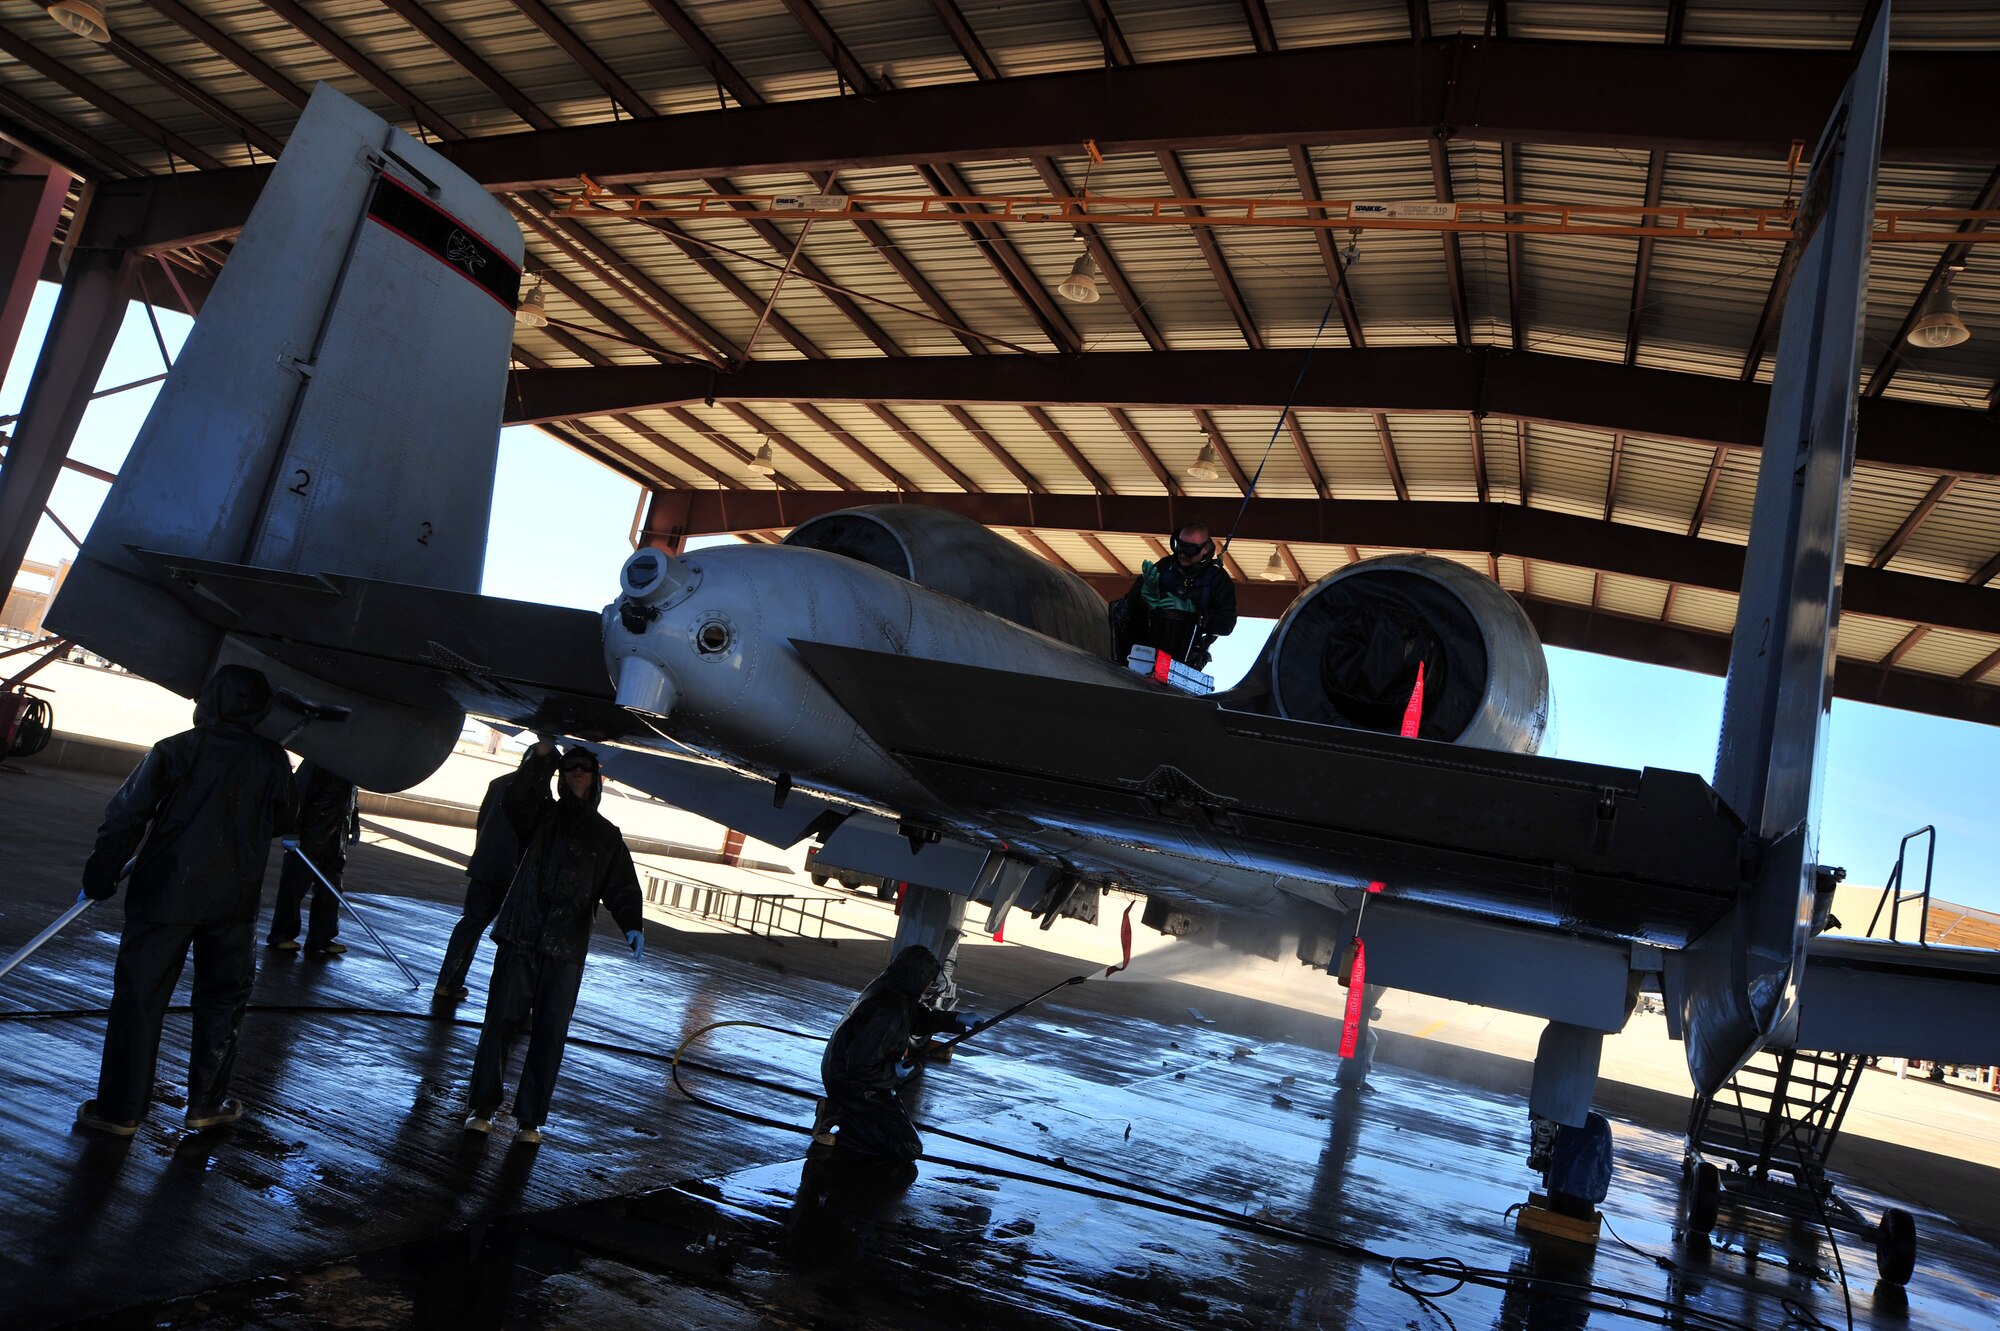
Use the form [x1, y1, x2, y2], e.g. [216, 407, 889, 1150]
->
[75, 665, 297, 1136]
[464, 742, 644, 1146]
[816, 945, 974, 1172]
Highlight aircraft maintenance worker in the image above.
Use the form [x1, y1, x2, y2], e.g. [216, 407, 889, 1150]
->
[1110, 521, 1239, 670]
[74, 665, 297, 1136]
[433, 746, 532, 1002]
[266, 760, 359, 956]
[464, 743, 645, 1146]
[816, 945, 974, 1169]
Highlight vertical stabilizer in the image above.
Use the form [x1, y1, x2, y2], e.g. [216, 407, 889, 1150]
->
[1680, 7, 1889, 1095]
[48, 84, 522, 788]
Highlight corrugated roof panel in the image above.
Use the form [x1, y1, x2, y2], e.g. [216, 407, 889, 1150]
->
[1305, 142, 1461, 346]
[946, 405, 1092, 492]
[806, 0, 988, 91]
[1859, 160, 1995, 392]
[887, 403, 1031, 492]
[1176, 148, 1370, 350]
[711, 401, 887, 489]
[1613, 434, 1711, 534]
[1039, 406, 1170, 495]
[1847, 466, 1953, 566]
[1630, 151, 1794, 379]
[802, 401, 965, 491]
[668, 403, 844, 490]
[1093, 0, 1263, 63]
[1680, 3, 1859, 50]
[1887, 476, 2000, 582]
[1899, 627, 2000, 678]
[1307, 412, 1399, 500]
[591, 412, 732, 489]
[1523, 422, 1616, 519]
[1124, 408, 1241, 500]
[407, 1, 683, 128]
[1494, 555, 1528, 595]
[1269, 0, 1413, 45]
[1692, 449, 1761, 543]
[1969, 648, 2000, 685]
[1445, 141, 1512, 347]
[1836, 615, 1915, 664]
[1509, 146, 1649, 360]
[1524, 560, 1597, 606]
[1669, 584, 1739, 636]
[1480, 417, 1525, 505]
[1094, 532, 1157, 577]
[1598, 572, 1671, 619]
[953, 0, 1121, 77]
[1206, 409, 1321, 499]
[1381, 414, 1480, 502]
[1503, 2, 1674, 42]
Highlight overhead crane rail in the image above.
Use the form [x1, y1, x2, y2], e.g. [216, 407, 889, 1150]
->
[559, 179, 2000, 245]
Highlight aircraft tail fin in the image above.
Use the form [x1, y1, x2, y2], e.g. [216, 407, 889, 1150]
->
[47, 84, 523, 788]
[1681, 7, 1889, 1095]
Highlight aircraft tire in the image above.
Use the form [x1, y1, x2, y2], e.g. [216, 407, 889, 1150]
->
[1875, 1208, 1916, 1286]
[1687, 1160, 1720, 1235]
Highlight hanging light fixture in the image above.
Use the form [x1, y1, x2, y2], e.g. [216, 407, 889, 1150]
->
[748, 437, 778, 475]
[46, 1, 110, 42]
[1907, 266, 1971, 349]
[1261, 549, 1288, 581]
[1057, 251, 1101, 304]
[1186, 434, 1221, 481]
[514, 274, 548, 328]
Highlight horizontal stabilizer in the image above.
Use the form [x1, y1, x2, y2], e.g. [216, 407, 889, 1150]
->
[135, 552, 646, 763]
[1793, 937, 2000, 1064]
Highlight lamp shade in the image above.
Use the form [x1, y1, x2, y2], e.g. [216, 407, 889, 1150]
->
[47, 1, 110, 42]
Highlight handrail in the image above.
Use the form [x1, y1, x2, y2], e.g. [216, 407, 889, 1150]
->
[1864, 826, 1937, 945]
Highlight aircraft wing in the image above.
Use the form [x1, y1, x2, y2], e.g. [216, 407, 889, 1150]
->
[791, 640, 1746, 950]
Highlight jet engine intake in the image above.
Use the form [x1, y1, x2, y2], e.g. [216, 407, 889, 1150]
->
[785, 505, 1112, 657]
[1260, 554, 1549, 754]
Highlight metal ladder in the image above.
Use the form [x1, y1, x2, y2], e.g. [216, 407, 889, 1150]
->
[1700, 1045, 1864, 1193]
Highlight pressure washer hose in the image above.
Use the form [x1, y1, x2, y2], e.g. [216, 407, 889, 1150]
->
[0, 1000, 1834, 1331]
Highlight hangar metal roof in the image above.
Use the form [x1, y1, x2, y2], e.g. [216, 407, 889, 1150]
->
[3, 0, 1998, 722]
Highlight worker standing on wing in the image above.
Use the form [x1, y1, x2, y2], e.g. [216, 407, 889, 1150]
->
[1110, 521, 1239, 669]
[464, 743, 645, 1146]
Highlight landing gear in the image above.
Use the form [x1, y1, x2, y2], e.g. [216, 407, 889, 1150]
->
[1875, 1207, 1916, 1287]
[1685, 1159, 1721, 1235]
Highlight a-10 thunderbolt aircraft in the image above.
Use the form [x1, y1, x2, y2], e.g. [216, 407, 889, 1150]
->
[42, 8, 2000, 1247]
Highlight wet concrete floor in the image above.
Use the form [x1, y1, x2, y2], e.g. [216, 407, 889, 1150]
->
[3, 764, 1997, 1328]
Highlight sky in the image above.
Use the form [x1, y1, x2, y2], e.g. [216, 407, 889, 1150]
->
[6, 281, 1999, 914]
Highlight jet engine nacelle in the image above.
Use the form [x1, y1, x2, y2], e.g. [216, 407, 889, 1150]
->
[1256, 553, 1550, 754]
[784, 505, 1112, 657]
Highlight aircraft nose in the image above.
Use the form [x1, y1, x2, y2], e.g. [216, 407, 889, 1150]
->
[608, 548, 700, 717]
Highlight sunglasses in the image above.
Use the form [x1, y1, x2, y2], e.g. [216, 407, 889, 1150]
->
[559, 761, 595, 775]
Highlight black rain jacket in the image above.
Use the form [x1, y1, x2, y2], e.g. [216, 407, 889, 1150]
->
[291, 760, 358, 870]
[465, 753, 529, 884]
[489, 747, 644, 964]
[82, 665, 298, 924]
[821, 947, 956, 1096]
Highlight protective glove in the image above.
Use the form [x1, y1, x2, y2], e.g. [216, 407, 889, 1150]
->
[80, 875, 118, 902]
[626, 929, 645, 960]
[893, 1059, 918, 1084]
[281, 837, 300, 852]
[949, 1010, 979, 1037]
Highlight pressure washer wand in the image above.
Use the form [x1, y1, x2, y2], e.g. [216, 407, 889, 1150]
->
[0, 858, 134, 988]
[284, 842, 422, 991]
[936, 973, 1090, 1052]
